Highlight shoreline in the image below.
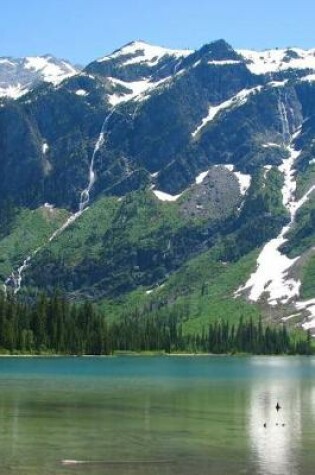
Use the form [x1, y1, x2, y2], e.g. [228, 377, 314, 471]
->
[0, 352, 311, 358]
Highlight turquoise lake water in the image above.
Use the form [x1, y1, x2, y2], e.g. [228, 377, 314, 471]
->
[0, 356, 315, 474]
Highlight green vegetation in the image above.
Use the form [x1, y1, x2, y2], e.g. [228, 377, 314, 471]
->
[300, 253, 315, 300]
[0, 205, 69, 282]
[296, 163, 315, 199]
[98, 248, 261, 335]
[284, 197, 315, 258]
[26, 189, 237, 297]
[0, 292, 311, 355]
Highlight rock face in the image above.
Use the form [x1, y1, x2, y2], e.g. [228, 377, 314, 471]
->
[1, 39, 315, 328]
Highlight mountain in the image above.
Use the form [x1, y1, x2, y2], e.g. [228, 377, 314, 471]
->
[1, 39, 315, 336]
[0, 54, 79, 98]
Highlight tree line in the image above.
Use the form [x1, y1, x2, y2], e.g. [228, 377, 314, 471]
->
[0, 292, 312, 355]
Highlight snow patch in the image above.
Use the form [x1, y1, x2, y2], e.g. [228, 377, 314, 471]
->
[0, 58, 15, 66]
[236, 121, 315, 306]
[223, 164, 235, 172]
[262, 143, 282, 148]
[301, 74, 315, 83]
[207, 60, 243, 66]
[282, 313, 301, 322]
[297, 299, 315, 332]
[195, 171, 209, 185]
[223, 165, 251, 194]
[97, 41, 192, 66]
[24, 56, 77, 85]
[0, 84, 29, 99]
[234, 171, 252, 195]
[192, 86, 262, 138]
[238, 48, 315, 75]
[108, 77, 151, 105]
[214, 164, 251, 195]
[75, 89, 88, 96]
[0, 56, 78, 99]
[107, 75, 173, 105]
[268, 80, 289, 88]
[153, 190, 182, 202]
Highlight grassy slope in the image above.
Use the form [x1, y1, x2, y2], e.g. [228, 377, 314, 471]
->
[99, 246, 261, 334]
[300, 253, 315, 299]
[0, 206, 69, 282]
[3, 168, 311, 335]
[26, 188, 238, 297]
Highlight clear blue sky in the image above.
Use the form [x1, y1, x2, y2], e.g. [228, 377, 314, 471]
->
[1, 0, 315, 65]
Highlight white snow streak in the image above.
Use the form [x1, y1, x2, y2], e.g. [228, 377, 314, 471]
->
[107, 77, 151, 105]
[107, 76, 173, 106]
[153, 190, 182, 202]
[262, 143, 282, 148]
[207, 60, 242, 66]
[195, 171, 209, 185]
[268, 80, 289, 88]
[301, 74, 315, 83]
[192, 87, 262, 138]
[236, 112, 315, 306]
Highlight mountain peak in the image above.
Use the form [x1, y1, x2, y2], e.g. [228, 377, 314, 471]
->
[96, 40, 192, 65]
[0, 55, 78, 99]
[198, 39, 240, 61]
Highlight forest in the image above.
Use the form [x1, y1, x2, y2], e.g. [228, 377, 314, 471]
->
[0, 292, 312, 355]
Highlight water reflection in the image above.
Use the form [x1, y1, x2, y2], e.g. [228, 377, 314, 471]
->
[1, 357, 315, 474]
[249, 380, 301, 475]
[11, 398, 20, 459]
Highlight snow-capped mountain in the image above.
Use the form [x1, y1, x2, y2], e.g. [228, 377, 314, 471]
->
[238, 48, 315, 76]
[1, 39, 315, 334]
[83, 40, 193, 105]
[0, 55, 79, 98]
[96, 40, 192, 65]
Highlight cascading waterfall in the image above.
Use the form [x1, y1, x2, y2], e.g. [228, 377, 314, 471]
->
[79, 108, 115, 211]
[4, 108, 116, 294]
[278, 94, 291, 144]
[236, 97, 315, 306]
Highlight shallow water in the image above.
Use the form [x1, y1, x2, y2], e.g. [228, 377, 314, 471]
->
[0, 355, 314, 474]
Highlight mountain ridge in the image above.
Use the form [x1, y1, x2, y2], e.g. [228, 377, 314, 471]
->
[1, 38, 315, 337]
[0, 54, 79, 99]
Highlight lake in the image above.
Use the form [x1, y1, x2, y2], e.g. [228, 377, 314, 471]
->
[0, 356, 315, 474]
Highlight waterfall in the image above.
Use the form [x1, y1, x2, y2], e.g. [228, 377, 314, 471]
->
[79, 108, 115, 211]
[278, 94, 291, 144]
[4, 108, 116, 295]
[235, 99, 315, 306]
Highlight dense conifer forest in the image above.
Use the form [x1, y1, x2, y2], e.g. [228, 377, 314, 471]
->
[0, 293, 311, 355]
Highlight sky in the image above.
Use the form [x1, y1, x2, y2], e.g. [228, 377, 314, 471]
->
[1, 0, 315, 65]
